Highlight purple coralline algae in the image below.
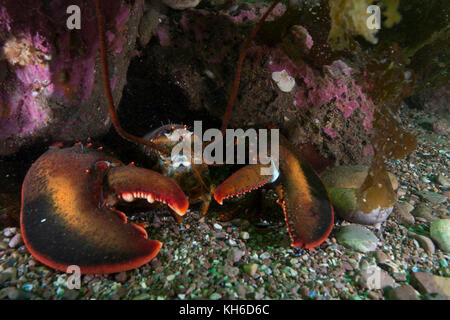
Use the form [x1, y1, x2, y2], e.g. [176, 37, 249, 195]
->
[265, 48, 374, 132]
[0, 0, 144, 155]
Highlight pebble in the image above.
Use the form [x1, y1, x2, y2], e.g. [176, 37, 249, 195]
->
[8, 234, 23, 248]
[436, 174, 450, 188]
[260, 252, 270, 260]
[132, 293, 151, 300]
[433, 119, 450, 135]
[341, 261, 353, 271]
[254, 288, 265, 299]
[385, 284, 419, 300]
[411, 204, 436, 222]
[423, 293, 449, 300]
[393, 273, 407, 282]
[407, 231, 435, 254]
[243, 263, 258, 277]
[359, 267, 394, 290]
[374, 250, 389, 264]
[430, 219, 450, 252]
[3, 228, 17, 238]
[166, 274, 176, 281]
[213, 223, 222, 230]
[1, 287, 34, 300]
[283, 266, 298, 277]
[213, 232, 226, 239]
[62, 289, 80, 300]
[0, 268, 16, 285]
[209, 292, 222, 300]
[392, 202, 416, 226]
[240, 231, 250, 240]
[114, 272, 128, 283]
[227, 248, 244, 263]
[300, 287, 310, 298]
[222, 265, 239, 277]
[417, 191, 448, 204]
[336, 225, 379, 253]
[410, 272, 450, 298]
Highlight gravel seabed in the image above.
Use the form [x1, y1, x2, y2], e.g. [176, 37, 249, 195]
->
[0, 106, 448, 300]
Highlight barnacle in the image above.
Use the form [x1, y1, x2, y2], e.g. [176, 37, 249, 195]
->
[272, 69, 295, 92]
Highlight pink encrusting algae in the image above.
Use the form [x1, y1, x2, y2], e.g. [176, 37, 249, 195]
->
[323, 127, 337, 139]
[0, 0, 136, 153]
[264, 46, 375, 132]
[157, 24, 172, 47]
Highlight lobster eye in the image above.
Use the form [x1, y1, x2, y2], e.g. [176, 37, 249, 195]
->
[163, 128, 172, 135]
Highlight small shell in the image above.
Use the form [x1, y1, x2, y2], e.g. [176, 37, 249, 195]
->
[272, 70, 296, 93]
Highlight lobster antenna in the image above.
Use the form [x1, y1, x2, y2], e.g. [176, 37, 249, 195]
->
[220, 0, 281, 135]
[94, 0, 170, 156]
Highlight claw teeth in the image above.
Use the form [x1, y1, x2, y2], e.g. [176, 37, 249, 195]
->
[147, 195, 154, 203]
[121, 192, 134, 202]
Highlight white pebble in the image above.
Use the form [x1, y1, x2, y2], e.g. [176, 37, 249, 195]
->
[8, 234, 23, 248]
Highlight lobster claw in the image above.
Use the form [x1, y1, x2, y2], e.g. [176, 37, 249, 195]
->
[20, 145, 189, 274]
[214, 135, 334, 248]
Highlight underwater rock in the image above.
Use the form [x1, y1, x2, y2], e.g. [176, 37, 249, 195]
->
[410, 272, 450, 298]
[417, 191, 448, 204]
[385, 284, 420, 300]
[359, 267, 394, 290]
[411, 203, 437, 223]
[321, 165, 398, 224]
[336, 225, 379, 253]
[407, 231, 435, 255]
[436, 174, 450, 188]
[392, 201, 415, 226]
[144, 5, 373, 165]
[0, 0, 144, 155]
[138, 0, 162, 47]
[430, 219, 450, 253]
[433, 119, 450, 136]
[162, 0, 201, 10]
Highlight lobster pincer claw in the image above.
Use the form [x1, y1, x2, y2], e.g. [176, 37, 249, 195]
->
[213, 135, 334, 249]
[20, 145, 189, 274]
[276, 136, 334, 248]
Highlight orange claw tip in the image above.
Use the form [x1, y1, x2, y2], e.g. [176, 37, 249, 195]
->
[169, 200, 189, 216]
[213, 192, 224, 205]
